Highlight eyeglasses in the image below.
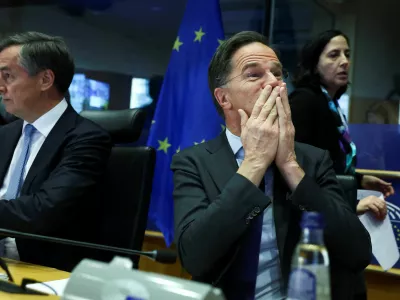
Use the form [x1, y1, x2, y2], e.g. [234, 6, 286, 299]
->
[217, 68, 289, 87]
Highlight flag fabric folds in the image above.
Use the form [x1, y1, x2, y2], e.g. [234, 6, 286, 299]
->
[147, 0, 225, 246]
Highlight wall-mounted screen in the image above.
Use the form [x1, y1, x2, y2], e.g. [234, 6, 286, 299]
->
[69, 74, 110, 113]
[130, 78, 153, 109]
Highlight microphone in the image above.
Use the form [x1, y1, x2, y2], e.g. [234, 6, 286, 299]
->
[0, 228, 177, 264]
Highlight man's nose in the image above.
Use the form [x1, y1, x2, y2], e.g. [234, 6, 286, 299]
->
[263, 71, 281, 89]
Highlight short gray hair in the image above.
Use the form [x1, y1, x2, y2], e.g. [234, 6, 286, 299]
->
[0, 31, 75, 95]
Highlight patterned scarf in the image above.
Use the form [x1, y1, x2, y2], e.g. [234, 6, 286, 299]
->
[321, 86, 357, 174]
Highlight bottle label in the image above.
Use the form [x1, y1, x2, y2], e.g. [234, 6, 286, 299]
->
[287, 266, 330, 300]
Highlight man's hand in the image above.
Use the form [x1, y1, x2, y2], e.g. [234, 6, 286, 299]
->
[361, 175, 394, 198]
[275, 83, 296, 168]
[275, 83, 305, 191]
[237, 85, 280, 185]
[357, 195, 387, 220]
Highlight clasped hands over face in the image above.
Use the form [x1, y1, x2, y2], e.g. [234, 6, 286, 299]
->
[238, 83, 296, 171]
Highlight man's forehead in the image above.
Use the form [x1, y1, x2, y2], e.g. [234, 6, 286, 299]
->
[0, 46, 22, 68]
[0, 45, 21, 61]
[233, 42, 280, 68]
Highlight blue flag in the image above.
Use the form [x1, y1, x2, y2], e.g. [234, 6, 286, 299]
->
[147, 0, 225, 246]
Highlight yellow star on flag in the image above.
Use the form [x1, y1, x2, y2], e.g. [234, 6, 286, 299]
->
[176, 146, 181, 153]
[194, 27, 206, 42]
[218, 39, 225, 45]
[151, 120, 156, 125]
[194, 139, 205, 145]
[220, 124, 226, 132]
[173, 36, 183, 51]
[157, 137, 171, 154]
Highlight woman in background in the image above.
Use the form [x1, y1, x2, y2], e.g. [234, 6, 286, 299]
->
[289, 29, 394, 300]
[289, 29, 393, 216]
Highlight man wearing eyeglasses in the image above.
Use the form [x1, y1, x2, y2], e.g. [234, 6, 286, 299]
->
[171, 31, 371, 300]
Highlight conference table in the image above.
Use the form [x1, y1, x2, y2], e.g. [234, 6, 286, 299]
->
[0, 258, 68, 300]
[1, 253, 400, 300]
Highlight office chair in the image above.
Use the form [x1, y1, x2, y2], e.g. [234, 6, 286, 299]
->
[80, 109, 156, 268]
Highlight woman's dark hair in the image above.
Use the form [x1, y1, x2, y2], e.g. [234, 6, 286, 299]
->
[292, 29, 349, 98]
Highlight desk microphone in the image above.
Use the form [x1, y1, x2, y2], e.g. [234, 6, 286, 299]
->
[0, 228, 177, 264]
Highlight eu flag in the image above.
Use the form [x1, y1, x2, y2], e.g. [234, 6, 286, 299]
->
[147, 0, 225, 246]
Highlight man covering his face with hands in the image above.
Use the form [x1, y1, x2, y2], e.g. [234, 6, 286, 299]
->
[171, 31, 371, 300]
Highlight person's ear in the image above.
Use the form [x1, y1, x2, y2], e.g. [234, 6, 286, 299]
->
[39, 69, 55, 92]
[214, 87, 233, 112]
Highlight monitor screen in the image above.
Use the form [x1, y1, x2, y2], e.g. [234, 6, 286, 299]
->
[130, 78, 153, 109]
[87, 79, 110, 110]
[69, 74, 110, 113]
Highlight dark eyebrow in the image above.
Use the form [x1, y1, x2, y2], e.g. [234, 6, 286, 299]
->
[241, 61, 283, 73]
[241, 62, 262, 73]
[0, 66, 10, 72]
[269, 61, 283, 70]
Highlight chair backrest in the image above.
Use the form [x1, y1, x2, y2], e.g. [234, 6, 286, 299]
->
[80, 109, 155, 267]
[80, 109, 146, 144]
[336, 175, 358, 213]
[98, 146, 155, 266]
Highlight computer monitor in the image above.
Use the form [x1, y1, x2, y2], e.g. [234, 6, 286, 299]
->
[130, 78, 153, 109]
[69, 74, 110, 113]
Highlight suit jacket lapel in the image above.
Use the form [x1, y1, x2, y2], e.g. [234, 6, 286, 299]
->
[204, 131, 294, 287]
[22, 107, 78, 194]
[203, 131, 238, 191]
[204, 132, 291, 249]
[0, 120, 23, 184]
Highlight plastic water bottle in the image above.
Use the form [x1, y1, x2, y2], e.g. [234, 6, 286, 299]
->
[287, 211, 331, 300]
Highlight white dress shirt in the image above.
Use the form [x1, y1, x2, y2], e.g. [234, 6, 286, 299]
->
[0, 99, 68, 259]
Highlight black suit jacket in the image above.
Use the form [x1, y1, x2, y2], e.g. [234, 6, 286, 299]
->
[0, 106, 112, 271]
[171, 132, 371, 300]
[289, 85, 363, 186]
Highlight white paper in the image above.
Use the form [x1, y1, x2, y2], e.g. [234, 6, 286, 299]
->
[357, 190, 400, 270]
[357, 189, 382, 200]
[26, 278, 69, 296]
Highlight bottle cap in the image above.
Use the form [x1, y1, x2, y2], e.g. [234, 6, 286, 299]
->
[300, 211, 325, 229]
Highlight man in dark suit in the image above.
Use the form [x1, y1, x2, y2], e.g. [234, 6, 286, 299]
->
[171, 31, 371, 300]
[0, 32, 112, 271]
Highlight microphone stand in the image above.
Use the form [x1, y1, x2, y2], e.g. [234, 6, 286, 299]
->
[0, 228, 177, 295]
[0, 257, 47, 295]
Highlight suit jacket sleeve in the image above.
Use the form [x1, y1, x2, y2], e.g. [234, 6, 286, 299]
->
[290, 149, 372, 272]
[0, 128, 112, 233]
[172, 152, 270, 277]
